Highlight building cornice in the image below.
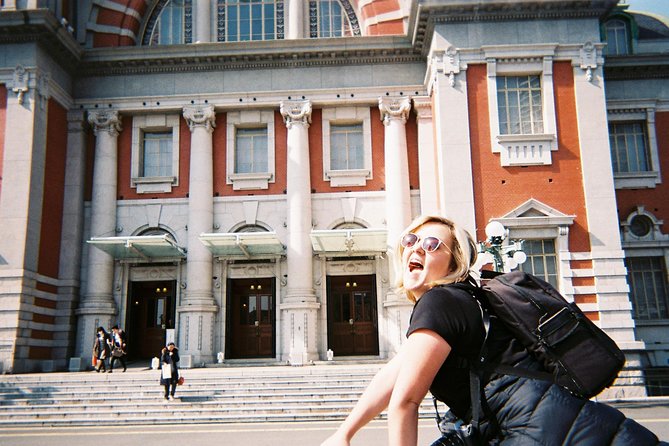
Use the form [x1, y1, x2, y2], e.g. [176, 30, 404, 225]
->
[0, 9, 83, 72]
[604, 54, 669, 80]
[79, 37, 421, 77]
[410, 0, 618, 55]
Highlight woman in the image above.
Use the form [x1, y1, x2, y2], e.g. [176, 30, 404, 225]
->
[160, 342, 180, 401]
[92, 327, 110, 373]
[321, 215, 662, 446]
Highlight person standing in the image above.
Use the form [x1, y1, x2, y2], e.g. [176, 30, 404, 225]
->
[92, 327, 110, 373]
[159, 342, 180, 401]
[109, 325, 127, 372]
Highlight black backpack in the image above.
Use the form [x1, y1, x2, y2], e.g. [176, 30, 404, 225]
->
[476, 270, 625, 399]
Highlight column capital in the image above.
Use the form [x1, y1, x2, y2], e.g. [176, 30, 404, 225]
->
[87, 110, 122, 137]
[183, 105, 216, 133]
[412, 96, 433, 121]
[280, 100, 312, 129]
[378, 97, 411, 126]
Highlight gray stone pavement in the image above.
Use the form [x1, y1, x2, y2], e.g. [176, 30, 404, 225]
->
[0, 401, 667, 446]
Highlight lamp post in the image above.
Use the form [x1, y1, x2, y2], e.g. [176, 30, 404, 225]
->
[478, 221, 527, 273]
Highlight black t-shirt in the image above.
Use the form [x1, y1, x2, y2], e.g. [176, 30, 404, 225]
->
[406, 282, 485, 418]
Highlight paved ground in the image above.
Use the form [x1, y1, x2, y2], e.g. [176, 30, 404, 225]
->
[0, 402, 667, 446]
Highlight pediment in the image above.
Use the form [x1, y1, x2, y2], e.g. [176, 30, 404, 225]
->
[496, 198, 575, 228]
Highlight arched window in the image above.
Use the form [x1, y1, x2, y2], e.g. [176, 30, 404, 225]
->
[604, 18, 630, 55]
[235, 224, 270, 233]
[143, 0, 193, 46]
[309, 0, 360, 38]
[217, 0, 285, 42]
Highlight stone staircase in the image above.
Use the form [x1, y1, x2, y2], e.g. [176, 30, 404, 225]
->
[0, 362, 442, 426]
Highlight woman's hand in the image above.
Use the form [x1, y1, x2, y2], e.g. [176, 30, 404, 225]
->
[320, 430, 350, 446]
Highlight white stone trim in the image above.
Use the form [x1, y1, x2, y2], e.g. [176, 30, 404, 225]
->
[131, 114, 180, 194]
[226, 110, 276, 190]
[321, 106, 372, 187]
[484, 45, 558, 166]
[607, 104, 662, 189]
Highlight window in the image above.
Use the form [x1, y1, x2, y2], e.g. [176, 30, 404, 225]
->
[625, 256, 669, 320]
[142, 131, 173, 177]
[226, 110, 275, 190]
[131, 115, 180, 193]
[330, 124, 363, 170]
[235, 127, 268, 174]
[309, 0, 358, 38]
[604, 19, 630, 56]
[218, 0, 284, 42]
[322, 107, 372, 187]
[519, 239, 559, 289]
[497, 75, 544, 135]
[485, 47, 558, 166]
[144, 0, 193, 45]
[607, 107, 661, 189]
[609, 122, 649, 173]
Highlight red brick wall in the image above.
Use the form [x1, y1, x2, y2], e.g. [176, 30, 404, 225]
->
[468, 62, 591, 253]
[615, 111, 669, 234]
[37, 99, 68, 279]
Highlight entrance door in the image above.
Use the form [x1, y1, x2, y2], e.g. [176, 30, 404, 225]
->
[227, 278, 275, 359]
[127, 280, 176, 359]
[327, 275, 379, 356]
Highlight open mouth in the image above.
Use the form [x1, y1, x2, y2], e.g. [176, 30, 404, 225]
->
[408, 259, 423, 272]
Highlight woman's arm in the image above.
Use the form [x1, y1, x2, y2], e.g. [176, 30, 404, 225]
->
[320, 353, 404, 446]
[387, 329, 451, 446]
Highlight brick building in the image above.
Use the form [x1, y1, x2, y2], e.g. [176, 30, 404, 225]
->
[0, 0, 667, 397]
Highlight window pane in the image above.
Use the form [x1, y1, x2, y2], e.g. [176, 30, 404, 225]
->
[235, 127, 268, 173]
[330, 123, 364, 170]
[310, 0, 353, 38]
[626, 257, 669, 320]
[519, 239, 558, 288]
[222, 0, 280, 42]
[497, 75, 543, 135]
[608, 122, 649, 173]
[142, 131, 173, 177]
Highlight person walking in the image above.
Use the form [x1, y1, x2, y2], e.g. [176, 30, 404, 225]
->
[159, 342, 180, 401]
[109, 325, 128, 372]
[92, 326, 111, 373]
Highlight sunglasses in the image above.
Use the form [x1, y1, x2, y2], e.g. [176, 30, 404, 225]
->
[400, 233, 447, 253]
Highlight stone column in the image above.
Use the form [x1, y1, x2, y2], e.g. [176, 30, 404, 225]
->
[195, 0, 211, 43]
[280, 100, 320, 364]
[58, 111, 87, 364]
[75, 110, 122, 357]
[413, 96, 440, 216]
[286, 0, 304, 39]
[180, 105, 218, 366]
[378, 96, 413, 357]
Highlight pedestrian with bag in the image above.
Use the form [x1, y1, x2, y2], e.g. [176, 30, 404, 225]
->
[160, 342, 180, 401]
[92, 326, 111, 373]
[109, 325, 128, 372]
[320, 215, 663, 446]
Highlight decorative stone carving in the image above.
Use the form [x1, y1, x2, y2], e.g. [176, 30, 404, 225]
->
[443, 46, 461, 87]
[378, 97, 411, 126]
[11, 65, 29, 104]
[280, 100, 312, 129]
[87, 110, 122, 137]
[412, 96, 432, 121]
[580, 42, 598, 82]
[183, 105, 216, 133]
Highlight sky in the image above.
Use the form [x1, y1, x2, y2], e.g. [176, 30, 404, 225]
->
[620, 0, 669, 18]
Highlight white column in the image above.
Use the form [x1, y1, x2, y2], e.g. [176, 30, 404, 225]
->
[286, 0, 304, 39]
[76, 110, 121, 356]
[413, 96, 440, 216]
[428, 47, 476, 235]
[195, 0, 211, 43]
[280, 100, 319, 364]
[60, 111, 88, 362]
[572, 48, 645, 398]
[180, 105, 218, 365]
[378, 96, 413, 357]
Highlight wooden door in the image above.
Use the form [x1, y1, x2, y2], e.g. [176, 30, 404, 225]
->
[327, 275, 379, 356]
[227, 278, 275, 358]
[127, 280, 176, 359]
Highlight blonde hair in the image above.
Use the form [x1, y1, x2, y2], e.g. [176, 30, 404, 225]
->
[395, 215, 477, 302]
